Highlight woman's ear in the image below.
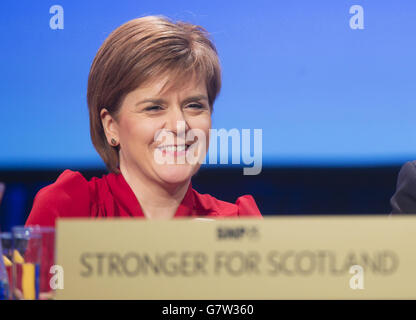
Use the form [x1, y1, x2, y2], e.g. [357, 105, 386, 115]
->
[100, 108, 120, 147]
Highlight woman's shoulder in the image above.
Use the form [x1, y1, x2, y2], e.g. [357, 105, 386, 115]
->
[191, 189, 262, 218]
[31, 170, 91, 206]
[26, 170, 101, 227]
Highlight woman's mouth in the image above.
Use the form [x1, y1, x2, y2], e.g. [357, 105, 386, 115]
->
[156, 144, 191, 157]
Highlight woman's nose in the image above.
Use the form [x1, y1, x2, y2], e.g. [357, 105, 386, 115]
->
[165, 107, 189, 136]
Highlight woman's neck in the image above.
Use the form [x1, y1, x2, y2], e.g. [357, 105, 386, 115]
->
[119, 163, 190, 220]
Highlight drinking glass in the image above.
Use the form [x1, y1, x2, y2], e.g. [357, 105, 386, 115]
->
[0, 234, 10, 300]
[0, 232, 12, 299]
[37, 227, 55, 299]
[12, 226, 55, 300]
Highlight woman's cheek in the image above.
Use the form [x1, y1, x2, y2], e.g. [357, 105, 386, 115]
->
[196, 118, 211, 155]
[193, 114, 211, 131]
[132, 119, 160, 145]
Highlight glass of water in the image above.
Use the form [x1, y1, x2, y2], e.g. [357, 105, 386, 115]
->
[12, 226, 55, 300]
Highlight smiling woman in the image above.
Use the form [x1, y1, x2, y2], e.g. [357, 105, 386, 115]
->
[25, 15, 262, 226]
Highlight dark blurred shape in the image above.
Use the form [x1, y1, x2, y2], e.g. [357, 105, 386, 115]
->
[0, 183, 4, 205]
[391, 161, 416, 214]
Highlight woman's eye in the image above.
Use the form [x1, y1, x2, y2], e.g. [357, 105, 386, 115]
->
[186, 103, 204, 109]
[144, 105, 163, 112]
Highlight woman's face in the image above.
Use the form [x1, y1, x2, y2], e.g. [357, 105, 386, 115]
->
[104, 75, 211, 187]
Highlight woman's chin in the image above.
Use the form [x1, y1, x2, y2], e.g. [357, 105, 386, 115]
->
[155, 164, 196, 185]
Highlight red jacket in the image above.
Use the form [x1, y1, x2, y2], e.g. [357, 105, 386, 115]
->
[26, 170, 262, 227]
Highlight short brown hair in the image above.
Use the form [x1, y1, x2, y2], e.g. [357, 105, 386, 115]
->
[87, 15, 221, 173]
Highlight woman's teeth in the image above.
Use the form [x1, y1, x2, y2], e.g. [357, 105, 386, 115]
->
[158, 145, 187, 152]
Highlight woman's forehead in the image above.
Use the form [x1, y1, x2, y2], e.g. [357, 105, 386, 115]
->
[133, 72, 207, 98]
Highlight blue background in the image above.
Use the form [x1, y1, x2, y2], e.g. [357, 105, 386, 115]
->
[1, 0, 416, 168]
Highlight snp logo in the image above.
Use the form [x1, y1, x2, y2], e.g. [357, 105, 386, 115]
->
[217, 226, 259, 240]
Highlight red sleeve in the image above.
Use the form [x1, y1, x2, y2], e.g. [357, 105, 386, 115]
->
[25, 170, 91, 227]
[235, 195, 263, 218]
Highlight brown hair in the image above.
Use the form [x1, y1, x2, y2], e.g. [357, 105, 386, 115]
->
[87, 15, 221, 173]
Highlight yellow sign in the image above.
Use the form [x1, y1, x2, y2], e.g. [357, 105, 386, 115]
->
[55, 216, 416, 299]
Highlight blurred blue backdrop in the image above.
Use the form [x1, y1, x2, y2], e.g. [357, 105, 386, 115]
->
[1, 0, 415, 168]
